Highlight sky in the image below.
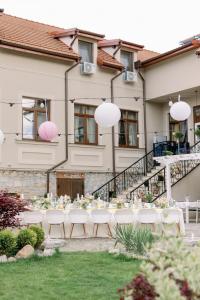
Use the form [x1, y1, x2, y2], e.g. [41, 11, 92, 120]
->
[1, 0, 200, 53]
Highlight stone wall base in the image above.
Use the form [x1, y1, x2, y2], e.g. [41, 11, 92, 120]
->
[0, 170, 113, 199]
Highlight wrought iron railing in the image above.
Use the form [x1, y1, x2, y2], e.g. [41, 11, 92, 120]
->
[92, 149, 156, 201]
[129, 140, 200, 202]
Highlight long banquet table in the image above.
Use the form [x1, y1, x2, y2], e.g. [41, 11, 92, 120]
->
[21, 207, 185, 238]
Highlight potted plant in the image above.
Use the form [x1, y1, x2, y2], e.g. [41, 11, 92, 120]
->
[195, 128, 200, 141]
[174, 131, 183, 154]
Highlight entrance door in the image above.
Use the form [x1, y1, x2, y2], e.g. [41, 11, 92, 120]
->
[57, 175, 84, 199]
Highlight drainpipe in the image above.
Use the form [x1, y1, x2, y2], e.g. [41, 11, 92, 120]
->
[46, 60, 80, 193]
[137, 70, 147, 155]
[110, 69, 125, 177]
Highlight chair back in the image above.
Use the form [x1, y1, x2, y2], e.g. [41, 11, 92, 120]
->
[46, 210, 65, 224]
[23, 211, 43, 224]
[176, 202, 186, 209]
[68, 209, 89, 223]
[162, 208, 182, 223]
[136, 208, 161, 224]
[91, 209, 111, 223]
[114, 209, 135, 224]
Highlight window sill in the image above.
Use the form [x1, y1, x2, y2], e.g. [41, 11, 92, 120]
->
[15, 139, 59, 146]
[69, 143, 105, 149]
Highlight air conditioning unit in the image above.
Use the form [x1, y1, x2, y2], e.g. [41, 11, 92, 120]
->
[124, 71, 137, 82]
[81, 62, 96, 75]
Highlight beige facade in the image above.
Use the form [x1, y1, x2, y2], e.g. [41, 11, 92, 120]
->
[144, 49, 200, 150]
[0, 37, 145, 197]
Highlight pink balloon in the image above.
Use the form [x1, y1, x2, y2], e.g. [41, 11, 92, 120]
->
[38, 121, 58, 141]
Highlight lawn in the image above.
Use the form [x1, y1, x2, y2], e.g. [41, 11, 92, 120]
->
[0, 251, 140, 300]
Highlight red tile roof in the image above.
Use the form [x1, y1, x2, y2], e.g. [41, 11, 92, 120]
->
[52, 28, 105, 40]
[97, 49, 123, 70]
[137, 49, 160, 61]
[141, 40, 200, 67]
[0, 13, 79, 60]
[98, 39, 144, 51]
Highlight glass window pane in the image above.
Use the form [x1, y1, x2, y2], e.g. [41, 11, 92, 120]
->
[128, 111, 137, 120]
[128, 123, 137, 146]
[86, 106, 95, 115]
[78, 40, 93, 63]
[74, 116, 85, 143]
[121, 111, 127, 119]
[22, 98, 35, 109]
[119, 121, 126, 146]
[87, 118, 96, 143]
[120, 51, 133, 71]
[75, 104, 85, 115]
[23, 111, 34, 139]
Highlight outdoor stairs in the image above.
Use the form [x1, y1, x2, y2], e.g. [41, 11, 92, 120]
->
[92, 141, 200, 202]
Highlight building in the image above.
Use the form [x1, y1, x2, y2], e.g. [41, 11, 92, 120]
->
[0, 12, 155, 199]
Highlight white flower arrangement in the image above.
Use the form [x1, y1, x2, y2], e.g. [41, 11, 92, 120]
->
[111, 198, 125, 209]
[154, 197, 169, 209]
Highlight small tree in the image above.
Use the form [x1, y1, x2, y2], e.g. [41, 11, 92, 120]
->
[0, 191, 27, 229]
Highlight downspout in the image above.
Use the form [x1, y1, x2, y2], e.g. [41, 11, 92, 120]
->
[46, 60, 80, 193]
[112, 41, 122, 58]
[137, 69, 147, 155]
[110, 69, 125, 177]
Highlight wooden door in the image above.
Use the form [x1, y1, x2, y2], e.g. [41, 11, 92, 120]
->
[57, 178, 84, 199]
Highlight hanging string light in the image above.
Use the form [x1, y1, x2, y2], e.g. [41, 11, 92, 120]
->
[169, 94, 191, 121]
[94, 102, 121, 128]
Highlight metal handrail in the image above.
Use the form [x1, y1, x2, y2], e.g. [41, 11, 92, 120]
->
[129, 141, 200, 201]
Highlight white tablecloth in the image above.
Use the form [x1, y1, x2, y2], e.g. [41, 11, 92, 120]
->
[20, 207, 185, 238]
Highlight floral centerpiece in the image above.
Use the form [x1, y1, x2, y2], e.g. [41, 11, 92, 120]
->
[111, 198, 125, 209]
[77, 194, 94, 209]
[154, 197, 169, 208]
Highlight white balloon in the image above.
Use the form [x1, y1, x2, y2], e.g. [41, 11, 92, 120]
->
[170, 101, 191, 121]
[94, 103, 121, 128]
[0, 130, 5, 144]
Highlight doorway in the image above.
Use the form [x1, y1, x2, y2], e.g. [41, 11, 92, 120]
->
[56, 172, 84, 199]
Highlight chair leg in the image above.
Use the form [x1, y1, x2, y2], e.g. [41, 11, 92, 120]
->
[176, 223, 181, 235]
[62, 223, 66, 239]
[196, 209, 198, 224]
[82, 224, 87, 237]
[95, 224, 99, 237]
[70, 223, 74, 238]
[107, 223, 112, 238]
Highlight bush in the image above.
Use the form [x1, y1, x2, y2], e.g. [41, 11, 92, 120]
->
[115, 225, 155, 254]
[119, 237, 200, 299]
[16, 228, 37, 249]
[0, 190, 27, 229]
[29, 225, 45, 248]
[0, 229, 16, 256]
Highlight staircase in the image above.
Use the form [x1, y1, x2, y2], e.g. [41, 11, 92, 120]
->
[92, 141, 200, 202]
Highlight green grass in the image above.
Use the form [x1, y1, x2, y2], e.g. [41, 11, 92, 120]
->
[0, 252, 140, 300]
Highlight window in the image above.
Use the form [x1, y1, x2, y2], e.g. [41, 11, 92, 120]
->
[22, 97, 50, 140]
[119, 110, 138, 147]
[169, 115, 188, 142]
[74, 104, 97, 145]
[78, 40, 93, 63]
[120, 50, 133, 71]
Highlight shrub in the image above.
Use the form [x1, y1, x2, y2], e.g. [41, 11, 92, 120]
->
[115, 225, 155, 254]
[0, 229, 16, 256]
[29, 225, 45, 248]
[119, 237, 200, 299]
[0, 190, 27, 229]
[16, 228, 37, 249]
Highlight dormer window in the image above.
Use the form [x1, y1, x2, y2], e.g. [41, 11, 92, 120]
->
[120, 50, 133, 71]
[78, 40, 93, 63]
